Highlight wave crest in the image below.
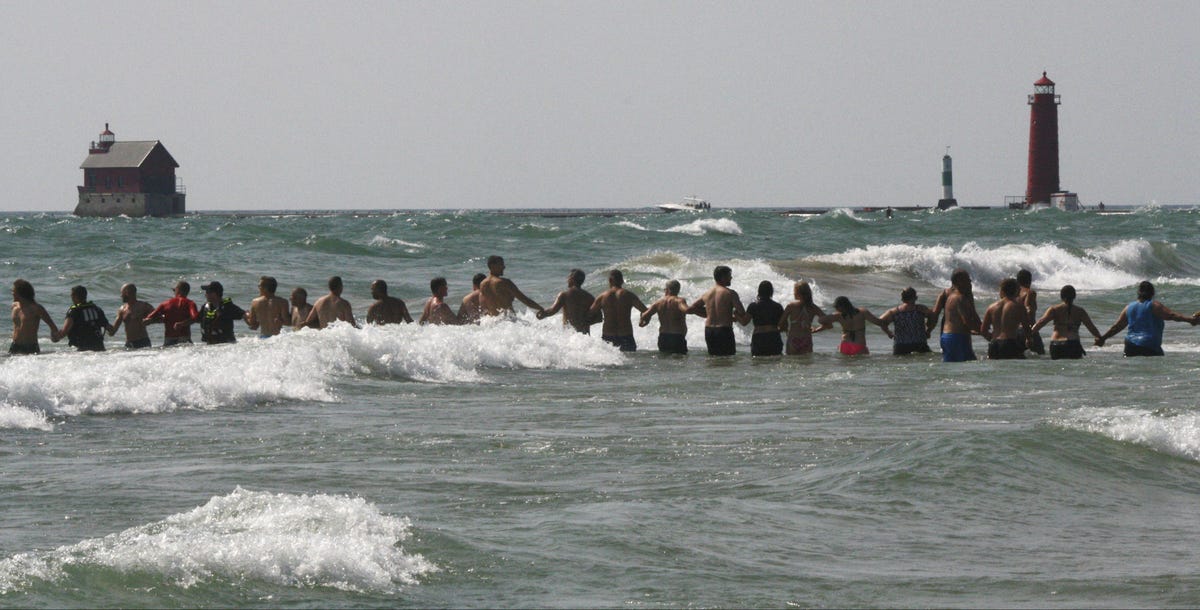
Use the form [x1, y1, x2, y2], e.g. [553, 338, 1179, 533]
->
[0, 488, 436, 594]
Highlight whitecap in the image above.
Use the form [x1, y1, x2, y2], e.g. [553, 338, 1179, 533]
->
[0, 401, 53, 431]
[1055, 407, 1200, 462]
[661, 218, 743, 236]
[367, 235, 427, 251]
[0, 488, 436, 594]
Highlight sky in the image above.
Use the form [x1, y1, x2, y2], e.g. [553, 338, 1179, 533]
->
[2, 1, 1197, 211]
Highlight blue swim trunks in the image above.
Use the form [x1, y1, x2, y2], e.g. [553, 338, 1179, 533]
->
[940, 332, 977, 362]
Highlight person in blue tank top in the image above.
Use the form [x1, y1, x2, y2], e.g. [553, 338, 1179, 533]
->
[1096, 281, 1198, 356]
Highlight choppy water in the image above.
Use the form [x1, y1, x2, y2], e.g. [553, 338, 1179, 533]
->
[3, 206, 1200, 607]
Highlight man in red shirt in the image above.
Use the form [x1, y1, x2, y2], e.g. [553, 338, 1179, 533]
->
[143, 281, 199, 346]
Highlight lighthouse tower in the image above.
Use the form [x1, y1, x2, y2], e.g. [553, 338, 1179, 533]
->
[1025, 72, 1061, 205]
[937, 148, 957, 210]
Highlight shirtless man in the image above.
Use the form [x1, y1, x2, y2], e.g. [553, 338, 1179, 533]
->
[245, 276, 291, 337]
[686, 265, 750, 356]
[1016, 269, 1045, 355]
[366, 280, 413, 325]
[303, 276, 358, 329]
[290, 287, 314, 329]
[144, 281, 199, 346]
[981, 278, 1032, 360]
[108, 283, 154, 349]
[457, 273, 487, 324]
[537, 269, 598, 334]
[9, 279, 57, 355]
[420, 277, 461, 325]
[588, 269, 647, 351]
[935, 268, 983, 362]
[479, 255, 543, 317]
[639, 279, 690, 354]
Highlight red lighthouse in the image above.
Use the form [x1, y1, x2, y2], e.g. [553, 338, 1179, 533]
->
[1025, 72, 1061, 205]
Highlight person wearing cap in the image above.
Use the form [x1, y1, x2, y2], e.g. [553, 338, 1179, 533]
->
[189, 281, 246, 344]
[144, 281, 199, 347]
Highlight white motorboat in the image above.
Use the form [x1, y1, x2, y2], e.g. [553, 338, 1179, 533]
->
[658, 196, 711, 212]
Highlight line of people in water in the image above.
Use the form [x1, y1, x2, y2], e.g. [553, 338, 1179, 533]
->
[8, 254, 1200, 360]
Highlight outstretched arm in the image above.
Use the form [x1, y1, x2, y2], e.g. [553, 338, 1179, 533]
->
[538, 292, 565, 320]
[1096, 307, 1129, 347]
[1031, 306, 1054, 333]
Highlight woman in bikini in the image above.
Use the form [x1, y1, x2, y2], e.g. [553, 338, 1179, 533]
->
[1031, 285, 1102, 359]
[778, 281, 825, 355]
[820, 296, 892, 356]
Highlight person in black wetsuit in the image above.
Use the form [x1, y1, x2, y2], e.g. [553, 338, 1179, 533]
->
[745, 281, 784, 356]
[53, 285, 111, 352]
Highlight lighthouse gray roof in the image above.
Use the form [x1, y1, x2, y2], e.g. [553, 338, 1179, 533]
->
[80, 141, 179, 169]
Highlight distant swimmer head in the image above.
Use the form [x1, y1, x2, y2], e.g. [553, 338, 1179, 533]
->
[833, 296, 854, 317]
[259, 276, 278, 295]
[371, 280, 388, 299]
[201, 281, 224, 296]
[900, 286, 917, 303]
[1060, 285, 1076, 304]
[430, 277, 447, 296]
[1000, 278, 1019, 298]
[714, 265, 732, 285]
[568, 269, 585, 288]
[666, 280, 680, 296]
[1137, 280, 1155, 301]
[121, 283, 137, 302]
[291, 286, 308, 304]
[71, 285, 88, 303]
[328, 276, 343, 294]
[1017, 269, 1033, 288]
[12, 279, 34, 301]
[487, 255, 505, 275]
[609, 269, 624, 287]
[757, 280, 774, 300]
[175, 280, 191, 297]
[472, 273, 487, 288]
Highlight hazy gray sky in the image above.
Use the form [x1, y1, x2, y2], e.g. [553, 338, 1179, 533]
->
[3, 1, 1197, 211]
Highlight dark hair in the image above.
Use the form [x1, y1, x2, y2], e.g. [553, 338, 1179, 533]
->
[900, 287, 917, 303]
[372, 279, 388, 295]
[1016, 269, 1033, 287]
[260, 276, 278, 294]
[13, 279, 34, 301]
[175, 281, 190, 296]
[1000, 278, 1019, 298]
[609, 269, 624, 286]
[487, 255, 503, 267]
[666, 280, 680, 296]
[950, 269, 972, 297]
[833, 296, 854, 317]
[430, 277, 447, 294]
[714, 265, 732, 282]
[568, 269, 585, 287]
[1061, 285, 1076, 316]
[795, 281, 814, 308]
[329, 276, 343, 291]
[72, 285, 88, 301]
[472, 273, 487, 287]
[757, 280, 774, 300]
[292, 287, 307, 299]
[1137, 280, 1154, 301]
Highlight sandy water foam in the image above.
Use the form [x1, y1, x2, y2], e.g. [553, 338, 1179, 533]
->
[0, 488, 435, 595]
[0, 320, 624, 427]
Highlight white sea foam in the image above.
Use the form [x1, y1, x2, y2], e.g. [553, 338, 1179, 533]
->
[0, 488, 435, 594]
[612, 220, 650, 231]
[805, 240, 1155, 291]
[0, 402, 53, 431]
[0, 321, 624, 419]
[661, 218, 743, 236]
[367, 235, 427, 252]
[1056, 407, 1200, 462]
